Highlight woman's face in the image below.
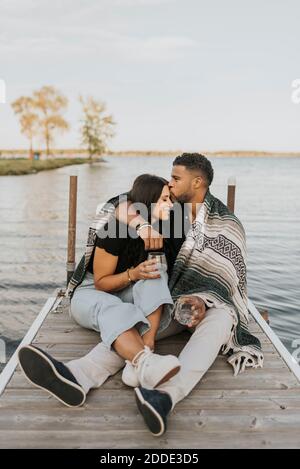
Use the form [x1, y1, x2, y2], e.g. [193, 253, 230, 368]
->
[152, 185, 173, 221]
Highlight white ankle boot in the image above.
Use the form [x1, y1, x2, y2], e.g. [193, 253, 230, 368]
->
[129, 346, 181, 390]
[122, 360, 139, 387]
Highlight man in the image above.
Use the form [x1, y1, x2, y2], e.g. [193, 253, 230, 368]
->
[18, 153, 263, 437]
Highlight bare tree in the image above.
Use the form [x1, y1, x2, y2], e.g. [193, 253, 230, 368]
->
[79, 96, 116, 160]
[33, 86, 69, 157]
[11, 97, 39, 158]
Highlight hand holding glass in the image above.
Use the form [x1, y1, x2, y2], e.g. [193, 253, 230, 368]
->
[175, 298, 193, 325]
[147, 252, 168, 273]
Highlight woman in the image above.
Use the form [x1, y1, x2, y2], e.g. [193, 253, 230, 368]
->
[70, 174, 180, 389]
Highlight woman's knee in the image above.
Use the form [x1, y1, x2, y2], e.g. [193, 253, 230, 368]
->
[71, 289, 122, 330]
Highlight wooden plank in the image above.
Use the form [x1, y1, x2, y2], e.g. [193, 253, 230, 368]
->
[35, 327, 271, 345]
[1, 407, 300, 433]
[4, 387, 300, 401]
[0, 429, 299, 449]
[24, 340, 284, 358]
[35, 328, 272, 344]
[7, 367, 299, 391]
[10, 351, 284, 370]
[2, 388, 300, 412]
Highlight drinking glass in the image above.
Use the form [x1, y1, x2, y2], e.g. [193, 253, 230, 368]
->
[147, 252, 168, 273]
[174, 298, 193, 325]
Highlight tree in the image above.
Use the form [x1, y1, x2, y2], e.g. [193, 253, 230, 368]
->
[11, 96, 39, 158]
[33, 86, 69, 157]
[79, 96, 116, 160]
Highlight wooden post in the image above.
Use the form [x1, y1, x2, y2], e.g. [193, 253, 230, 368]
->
[227, 176, 236, 213]
[259, 308, 270, 324]
[67, 175, 77, 285]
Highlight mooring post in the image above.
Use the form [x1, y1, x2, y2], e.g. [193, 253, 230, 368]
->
[227, 176, 236, 213]
[67, 175, 77, 285]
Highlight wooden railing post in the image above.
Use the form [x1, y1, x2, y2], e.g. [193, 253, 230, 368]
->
[227, 176, 236, 213]
[67, 175, 77, 285]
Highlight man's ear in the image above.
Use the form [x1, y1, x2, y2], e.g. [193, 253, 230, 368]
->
[193, 176, 202, 189]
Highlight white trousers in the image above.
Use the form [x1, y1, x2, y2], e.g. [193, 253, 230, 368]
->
[67, 306, 233, 409]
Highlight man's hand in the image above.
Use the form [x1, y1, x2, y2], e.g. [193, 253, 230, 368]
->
[180, 296, 207, 328]
[138, 225, 164, 250]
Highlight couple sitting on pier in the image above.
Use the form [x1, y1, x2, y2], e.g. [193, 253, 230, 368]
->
[18, 153, 263, 437]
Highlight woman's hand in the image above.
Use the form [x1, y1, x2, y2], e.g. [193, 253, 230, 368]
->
[130, 259, 161, 281]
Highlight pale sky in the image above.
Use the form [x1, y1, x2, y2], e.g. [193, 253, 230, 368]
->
[1, 0, 300, 151]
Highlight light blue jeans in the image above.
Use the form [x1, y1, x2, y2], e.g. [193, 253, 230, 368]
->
[70, 271, 174, 348]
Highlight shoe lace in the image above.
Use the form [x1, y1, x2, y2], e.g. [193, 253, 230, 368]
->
[131, 346, 152, 383]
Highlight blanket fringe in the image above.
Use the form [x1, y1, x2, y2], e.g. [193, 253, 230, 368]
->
[227, 351, 264, 376]
[52, 295, 71, 316]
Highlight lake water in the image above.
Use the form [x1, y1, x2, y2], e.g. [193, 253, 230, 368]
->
[0, 155, 300, 369]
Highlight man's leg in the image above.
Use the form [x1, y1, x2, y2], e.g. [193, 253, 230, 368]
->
[67, 342, 124, 394]
[134, 306, 234, 435]
[18, 286, 127, 403]
[156, 306, 234, 408]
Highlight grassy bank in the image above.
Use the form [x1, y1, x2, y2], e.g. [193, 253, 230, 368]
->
[0, 158, 97, 176]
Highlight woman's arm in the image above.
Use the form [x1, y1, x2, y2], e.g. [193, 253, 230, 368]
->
[93, 247, 131, 292]
[93, 247, 161, 293]
[115, 200, 163, 250]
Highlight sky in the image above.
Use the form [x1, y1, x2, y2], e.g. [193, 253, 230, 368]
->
[0, 0, 300, 152]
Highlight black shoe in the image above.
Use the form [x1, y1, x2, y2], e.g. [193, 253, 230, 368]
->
[134, 386, 172, 436]
[18, 345, 86, 407]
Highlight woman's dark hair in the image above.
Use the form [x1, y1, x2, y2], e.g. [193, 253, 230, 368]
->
[122, 174, 169, 267]
[128, 174, 168, 221]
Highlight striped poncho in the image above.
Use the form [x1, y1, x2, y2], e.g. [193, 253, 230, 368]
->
[168, 190, 264, 375]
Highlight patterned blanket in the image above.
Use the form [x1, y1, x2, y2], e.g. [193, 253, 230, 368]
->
[169, 190, 263, 375]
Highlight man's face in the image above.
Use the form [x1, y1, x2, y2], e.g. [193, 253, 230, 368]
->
[169, 165, 196, 203]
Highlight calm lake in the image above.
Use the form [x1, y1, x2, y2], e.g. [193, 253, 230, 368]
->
[0, 155, 300, 369]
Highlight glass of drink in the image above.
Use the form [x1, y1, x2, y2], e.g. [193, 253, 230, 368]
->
[174, 298, 193, 325]
[147, 252, 168, 273]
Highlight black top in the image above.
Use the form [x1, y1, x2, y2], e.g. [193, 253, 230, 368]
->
[87, 219, 151, 274]
[87, 200, 189, 276]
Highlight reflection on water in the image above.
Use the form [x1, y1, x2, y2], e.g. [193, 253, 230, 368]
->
[0, 156, 300, 369]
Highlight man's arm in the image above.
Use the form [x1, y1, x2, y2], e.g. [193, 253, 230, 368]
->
[115, 199, 164, 250]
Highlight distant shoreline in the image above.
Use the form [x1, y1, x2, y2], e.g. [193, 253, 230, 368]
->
[107, 150, 300, 158]
[0, 157, 103, 176]
[1, 149, 300, 159]
[1, 150, 300, 175]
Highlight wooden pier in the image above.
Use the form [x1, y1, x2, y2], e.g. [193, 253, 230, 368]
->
[1, 177, 300, 448]
[0, 294, 300, 449]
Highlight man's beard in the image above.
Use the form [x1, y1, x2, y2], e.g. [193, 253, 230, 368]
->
[172, 191, 192, 204]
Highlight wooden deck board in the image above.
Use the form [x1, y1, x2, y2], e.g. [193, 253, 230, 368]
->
[1, 306, 300, 449]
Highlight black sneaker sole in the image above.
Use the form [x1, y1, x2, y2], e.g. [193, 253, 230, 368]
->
[18, 345, 86, 407]
[134, 387, 165, 437]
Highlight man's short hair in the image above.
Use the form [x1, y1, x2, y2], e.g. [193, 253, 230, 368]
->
[173, 153, 214, 187]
